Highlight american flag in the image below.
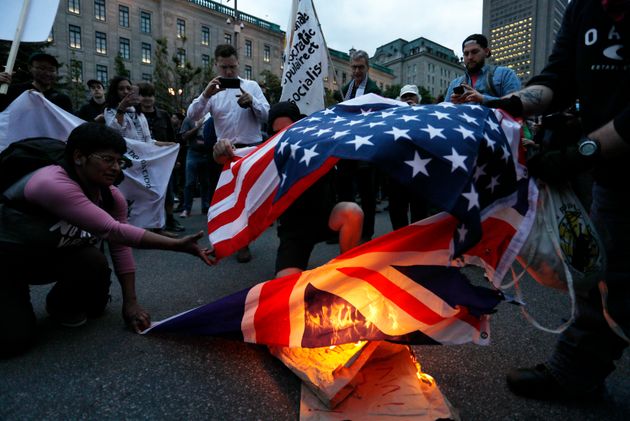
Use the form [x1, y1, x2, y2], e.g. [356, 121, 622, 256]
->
[208, 94, 525, 259]
[147, 177, 536, 347]
[146, 95, 538, 347]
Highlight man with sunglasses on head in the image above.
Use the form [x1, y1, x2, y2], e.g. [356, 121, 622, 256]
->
[0, 52, 73, 113]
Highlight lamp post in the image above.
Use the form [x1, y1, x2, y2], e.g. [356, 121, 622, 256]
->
[224, 0, 244, 51]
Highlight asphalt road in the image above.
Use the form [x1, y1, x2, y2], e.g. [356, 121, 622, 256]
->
[1, 201, 628, 420]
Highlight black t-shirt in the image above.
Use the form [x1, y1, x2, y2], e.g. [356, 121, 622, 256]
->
[75, 99, 106, 122]
[527, 0, 629, 188]
[0, 82, 73, 113]
[143, 108, 174, 143]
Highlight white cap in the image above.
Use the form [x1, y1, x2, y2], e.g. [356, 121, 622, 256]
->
[399, 84, 420, 99]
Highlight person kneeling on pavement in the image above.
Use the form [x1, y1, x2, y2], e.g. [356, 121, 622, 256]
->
[0, 123, 215, 358]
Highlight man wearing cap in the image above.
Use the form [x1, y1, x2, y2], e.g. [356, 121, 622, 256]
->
[398, 84, 421, 105]
[0, 52, 73, 113]
[445, 34, 521, 105]
[76, 79, 107, 122]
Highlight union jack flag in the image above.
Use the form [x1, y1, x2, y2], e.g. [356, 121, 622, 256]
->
[208, 94, 526, 259]
[146, 95, 538, 347]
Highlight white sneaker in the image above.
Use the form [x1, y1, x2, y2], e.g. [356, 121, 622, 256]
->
[180, 210, 189, 218]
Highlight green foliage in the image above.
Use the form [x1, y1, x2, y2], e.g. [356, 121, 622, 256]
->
[324, 87, 338, 107]
[64, 53, 87, 110]
[418, 86, 434, 104]
[114, 55, 130, 77]
[382, 83, 401, 99]
[258, 69, 281, 105]
[152, 37, 205, 114]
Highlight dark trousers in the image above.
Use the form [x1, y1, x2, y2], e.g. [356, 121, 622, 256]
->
[387, 177, 427, 230]
[0, 246, 112, 358]
[336, 160, 376, 240]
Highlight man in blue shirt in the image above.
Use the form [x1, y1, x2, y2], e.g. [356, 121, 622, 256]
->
[446, 34, 521, 105]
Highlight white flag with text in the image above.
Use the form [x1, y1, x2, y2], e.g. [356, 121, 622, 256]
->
[280, 0, 328, 116]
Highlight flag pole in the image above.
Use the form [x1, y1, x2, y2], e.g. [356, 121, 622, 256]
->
[310, 0, 343, 101]
[0, 0, 31, 95]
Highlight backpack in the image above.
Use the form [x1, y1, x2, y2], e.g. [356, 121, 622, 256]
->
[0, 137, 66, 194]
[0, 137, 113, 209]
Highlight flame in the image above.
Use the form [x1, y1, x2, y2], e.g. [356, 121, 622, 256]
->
[410, 348, 435, 387]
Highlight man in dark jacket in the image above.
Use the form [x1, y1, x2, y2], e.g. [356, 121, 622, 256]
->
[76, 79, 107, 122]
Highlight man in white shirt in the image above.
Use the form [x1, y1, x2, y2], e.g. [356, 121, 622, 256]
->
[187, 44, 270, 263]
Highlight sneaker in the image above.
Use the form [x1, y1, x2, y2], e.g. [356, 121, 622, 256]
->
[236, 246, 252, 263]
[180, 210, 190, 218]
[47, 305, 87, 328]
[506, 364, 605, 401]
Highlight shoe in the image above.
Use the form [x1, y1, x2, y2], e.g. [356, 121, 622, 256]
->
[506, 364, 605, 401]
[47, 305, 87, 328]
[174, 204, 184, 212]
[180, 210, 189, 218]
[236, 246, 252, 263]
[165, 216, 185, 232]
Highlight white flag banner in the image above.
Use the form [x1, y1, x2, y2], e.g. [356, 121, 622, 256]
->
[0, 91, 178, 229]
[0, 0, 60, 42]
[280, 0, 328, 116]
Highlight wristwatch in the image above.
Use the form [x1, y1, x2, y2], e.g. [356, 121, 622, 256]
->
[577, 136, 600, 158]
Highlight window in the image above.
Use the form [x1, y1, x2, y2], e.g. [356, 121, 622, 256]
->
[119, 37, 130, 60]
[245, 40, 252, 58]
[70, 60, 83, 82]
[69, 25, 81, 49]
[263, 45, 271, 63]
[119, 5, 129, 27]
[176, 48, 186, 67]
[176, 19, 186, 38]
[68, 0, 80, 14]
[96, 65, 108, 84]
[201, 26, 210, 45]
[94, 0, 105, 21]
[245, 65, 252, 80]
[142, 73, 152, 82]
[224, 33, 232, 44]
[201, 54, 210, 68]
[140, 11, 151, 33]
[141, 43, 151, 64]
[95, 31, 107, 54]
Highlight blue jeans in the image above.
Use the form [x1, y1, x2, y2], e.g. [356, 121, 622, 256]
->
[183, 149, 212, 213]
[548, 183, 629, 390]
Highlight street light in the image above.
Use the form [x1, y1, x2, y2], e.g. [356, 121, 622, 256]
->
[224, 0, 244, 50]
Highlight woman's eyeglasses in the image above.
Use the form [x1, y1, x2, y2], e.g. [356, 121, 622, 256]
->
[90, 153, 132, 169]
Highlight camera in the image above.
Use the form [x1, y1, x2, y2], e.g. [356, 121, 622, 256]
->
[219, 77, 240, 89]
[453, 85, 465, 95]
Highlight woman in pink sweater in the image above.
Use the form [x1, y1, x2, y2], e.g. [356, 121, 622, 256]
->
[0, 123, 214, 357]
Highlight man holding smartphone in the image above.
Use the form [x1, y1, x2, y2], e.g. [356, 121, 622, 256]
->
[187, 44, 270, 263]
[445, 34, 521, 105]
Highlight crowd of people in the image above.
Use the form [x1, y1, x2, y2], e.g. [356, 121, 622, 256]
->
[0, 0, 627, 406]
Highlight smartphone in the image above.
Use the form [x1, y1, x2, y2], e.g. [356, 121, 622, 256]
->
[219, 77, 240, 89]
[453, 85, 465, 95]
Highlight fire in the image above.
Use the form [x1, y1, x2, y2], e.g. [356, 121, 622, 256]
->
[410, 348, 435, 387]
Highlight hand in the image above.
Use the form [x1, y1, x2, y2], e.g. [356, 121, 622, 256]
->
[177, 230, 216, 265]
[119, 90, 140, 109]
[451, 83, 483, 104]
[213, 139, 235, 164]
[527, 145, 598, 185]
[237, 87, 253, 109]
[123, 302, 151, 333]
[203, 77, 224, 98]
[0, 72, 12, 84]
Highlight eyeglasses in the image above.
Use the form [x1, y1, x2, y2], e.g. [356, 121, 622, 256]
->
[90, 153, 131, 169]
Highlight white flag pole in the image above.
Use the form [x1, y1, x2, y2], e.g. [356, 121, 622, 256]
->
[0, 0, 31, 95]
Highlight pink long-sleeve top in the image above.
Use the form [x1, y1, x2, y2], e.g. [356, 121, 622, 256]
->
[22, 165, 146, 274]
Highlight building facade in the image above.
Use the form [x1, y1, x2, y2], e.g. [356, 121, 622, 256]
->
[46, 0, 285, 87]
[372, 37, 464, 99]
[482, 0, 568, 81]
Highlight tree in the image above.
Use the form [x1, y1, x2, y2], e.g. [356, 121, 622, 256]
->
[64, 53, 86, 109]
[382, 83, 401, 100]
[152, 37, 204, 114]
[258, 69, 281, 105]
[114, 55, 130, 78]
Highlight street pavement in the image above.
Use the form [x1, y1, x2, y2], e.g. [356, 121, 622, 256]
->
[1, 200, 628, 420]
